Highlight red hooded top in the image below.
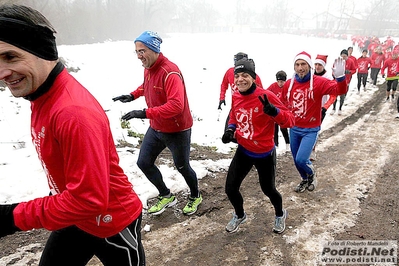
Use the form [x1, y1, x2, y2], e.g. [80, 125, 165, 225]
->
[381, 56, 399, 80]
[228, 86, 294, 154]
[357, 56, 372, 74]
[281, 73, 347, 128]
[370, 52, 385, 69]
[14, 67, 142, 238]
[131, 53, 193, 133]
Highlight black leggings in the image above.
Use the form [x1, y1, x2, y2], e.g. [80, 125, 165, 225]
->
[386, 79, 398, 92]
[274, 123, 289, 147]
[39, 214, 145, 266]
[225, 147, 283, 218]
[137, 127, 198, 198]
[357, 73, 368, 90]
[370, 68, 380, 85]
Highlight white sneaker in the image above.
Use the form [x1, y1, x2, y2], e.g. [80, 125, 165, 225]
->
[226, 212, 247, 233]
[285, 144, 290, 152]
[337, 110, 342, 115]
[330, 109, 335, 115]
[273, 209, 287, 234]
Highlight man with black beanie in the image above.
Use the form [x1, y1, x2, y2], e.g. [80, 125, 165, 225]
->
[222, 58, 294, 234]
[266, 70, 290, 152]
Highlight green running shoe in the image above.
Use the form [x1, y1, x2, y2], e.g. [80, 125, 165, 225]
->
[182, 194, 203, 215]
[147, 195, 177, 215]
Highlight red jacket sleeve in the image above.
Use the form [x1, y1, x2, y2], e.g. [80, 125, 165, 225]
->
[131, 84, 144, 100]
[323, 94, 337, 109]
[266, 90, 295, 129]
[219, 69, 231, 101]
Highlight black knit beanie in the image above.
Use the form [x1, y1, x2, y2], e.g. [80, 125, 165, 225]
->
[234, 59, 256, 79]
[276, 70, 287, 81]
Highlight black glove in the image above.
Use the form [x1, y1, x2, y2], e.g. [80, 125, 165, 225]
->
[121, 109, 147, 121]
[0, 203, 20, 238]
[258, 94, 278, 117]
[112, 94, 134, 103]
[222, 129, 235, 144]
[218, 100, 226, 110]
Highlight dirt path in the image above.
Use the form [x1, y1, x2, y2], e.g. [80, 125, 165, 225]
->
[1, 85, 398, 266]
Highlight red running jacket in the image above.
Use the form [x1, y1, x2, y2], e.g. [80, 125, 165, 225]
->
[281, 74, 347, 128]
[14, 67, 142, 238]
[229, 87, 294, 154]
[131, 53, 193, 133]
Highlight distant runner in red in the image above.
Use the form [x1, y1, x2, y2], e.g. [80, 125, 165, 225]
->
[266, 70, 290, 152]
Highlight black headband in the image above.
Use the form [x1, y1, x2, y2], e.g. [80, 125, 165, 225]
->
[0, 17, 58, 60]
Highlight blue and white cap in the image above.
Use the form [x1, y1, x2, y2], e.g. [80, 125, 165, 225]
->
[134, 31, 162, 53]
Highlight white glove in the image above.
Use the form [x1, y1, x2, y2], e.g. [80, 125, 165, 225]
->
[332, 57, 346, 78]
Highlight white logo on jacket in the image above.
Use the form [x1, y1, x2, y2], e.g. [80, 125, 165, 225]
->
[32, 126, 59, 195]
[292, 88, 309, 119]
[235, 108, 254, 140]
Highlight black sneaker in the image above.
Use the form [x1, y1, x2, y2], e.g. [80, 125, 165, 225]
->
[294, 180, 308, 193]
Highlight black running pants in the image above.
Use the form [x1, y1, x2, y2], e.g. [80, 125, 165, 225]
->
[225, 147, 283, 218]
[39, 214, 145, 266]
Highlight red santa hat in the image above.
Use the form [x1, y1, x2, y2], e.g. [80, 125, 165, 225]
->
[288, 51, 314, 101]
[294, 51, 312, 67]
[314, 54, 328, 67]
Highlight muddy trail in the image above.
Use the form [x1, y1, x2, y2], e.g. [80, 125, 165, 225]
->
[0, 84, 398, 266]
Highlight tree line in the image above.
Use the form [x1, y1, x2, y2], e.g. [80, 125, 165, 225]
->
[0, 0, 398, 45]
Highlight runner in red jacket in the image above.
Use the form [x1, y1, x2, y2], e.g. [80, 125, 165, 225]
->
[113, 31, 202, 217]
[370, 46, 385, 86]
[0, 5, 144, 266]
[222, 58, 294, 234]
[331, 49, 356, 115]
[381, 51, 399, 102]
[357, 49, 372, 93]
[281, 51, 347, 193]
[266, 70, 290, 151]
